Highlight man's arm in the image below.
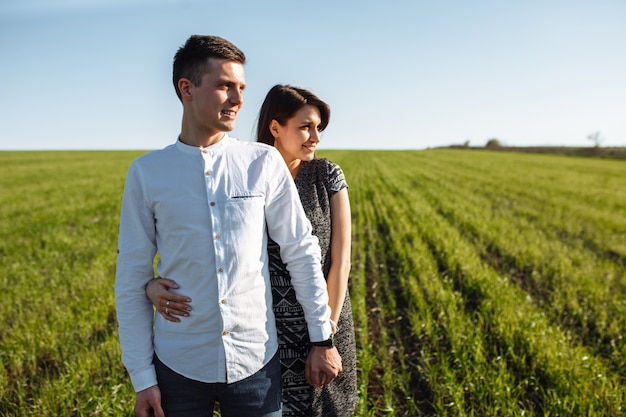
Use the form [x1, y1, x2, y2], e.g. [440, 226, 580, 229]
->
[263, 151, 342, 384]
[115, 162, 160, 392]
[263, 152, 332, 340]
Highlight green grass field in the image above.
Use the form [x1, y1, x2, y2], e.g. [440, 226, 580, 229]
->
[1, 149, 624, 416]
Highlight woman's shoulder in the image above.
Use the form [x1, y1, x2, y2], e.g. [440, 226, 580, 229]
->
[304, 158, 348, 192]
[307, 157, 343, 172]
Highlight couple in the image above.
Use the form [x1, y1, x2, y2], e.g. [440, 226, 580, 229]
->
[115, 35, 357, 416]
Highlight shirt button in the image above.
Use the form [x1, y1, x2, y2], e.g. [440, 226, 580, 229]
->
[215, 234, 220, 240]
[205, 170, 211, 176]
[221, 299, 226, 304]
[222, 331, 228, 336]
[202, 149, 208, 154]
[218, 267, 224, 272]
[210, 202, 215, 206]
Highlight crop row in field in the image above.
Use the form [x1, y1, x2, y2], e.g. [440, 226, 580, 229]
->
[337, 149, 625, 416]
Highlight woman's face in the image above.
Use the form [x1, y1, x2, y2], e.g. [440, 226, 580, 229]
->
[271, 104, 322, 164]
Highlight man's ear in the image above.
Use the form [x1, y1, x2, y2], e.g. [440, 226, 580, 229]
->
[269, 119, 281, 138]
[178, 78, 193, 100]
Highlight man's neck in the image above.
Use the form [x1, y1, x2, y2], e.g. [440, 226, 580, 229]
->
[179, 127, 225, 148]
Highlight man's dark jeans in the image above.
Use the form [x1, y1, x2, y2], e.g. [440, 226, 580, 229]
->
[154, 351, 282, 417]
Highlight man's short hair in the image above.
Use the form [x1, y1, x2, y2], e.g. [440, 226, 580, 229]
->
[172, 35, 246, 101]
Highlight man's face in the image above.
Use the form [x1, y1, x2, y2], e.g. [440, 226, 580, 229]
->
[187, 58, 246, 135]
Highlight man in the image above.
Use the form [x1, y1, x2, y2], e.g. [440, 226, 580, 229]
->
[115, 35, 342, 417]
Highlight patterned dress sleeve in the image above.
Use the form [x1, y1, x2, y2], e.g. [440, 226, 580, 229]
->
[325, 159, 348, 197]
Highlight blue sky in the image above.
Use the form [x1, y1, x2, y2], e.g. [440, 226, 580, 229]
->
[1, 0, 625, 150]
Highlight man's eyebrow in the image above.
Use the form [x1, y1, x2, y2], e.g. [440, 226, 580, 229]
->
[217, 78, 246, 88]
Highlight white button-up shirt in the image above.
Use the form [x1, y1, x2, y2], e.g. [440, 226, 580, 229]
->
[115, 136, 332, 392]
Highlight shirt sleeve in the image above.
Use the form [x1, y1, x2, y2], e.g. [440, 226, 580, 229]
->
[263, 151, 333, 342]
[114, 161, 159, 392]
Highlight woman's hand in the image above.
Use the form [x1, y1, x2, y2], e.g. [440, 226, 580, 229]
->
[146, 277, 192, 322]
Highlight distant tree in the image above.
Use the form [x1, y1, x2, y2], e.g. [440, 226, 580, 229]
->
[464, 139, 470, 147]
[587, 131, 604, 147]
[485, 138, 502, 148]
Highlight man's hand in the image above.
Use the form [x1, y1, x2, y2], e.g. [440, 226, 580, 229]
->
[305, 346, 342, 388]
[134, 385, 164, 417]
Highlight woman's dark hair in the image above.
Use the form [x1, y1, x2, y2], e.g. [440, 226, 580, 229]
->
[172, 35, 246, 101]
[256, 85, 330, 146]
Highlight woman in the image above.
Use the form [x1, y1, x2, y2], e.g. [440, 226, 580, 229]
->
[147, 85, 358, 416]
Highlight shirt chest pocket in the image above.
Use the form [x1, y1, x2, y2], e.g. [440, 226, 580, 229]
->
[220, 196, 265, 236]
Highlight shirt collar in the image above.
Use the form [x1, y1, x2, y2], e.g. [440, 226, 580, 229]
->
[175, 134, 232, 155]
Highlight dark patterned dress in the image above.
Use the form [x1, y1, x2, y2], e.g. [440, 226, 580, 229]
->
[269, 158, 358, 416]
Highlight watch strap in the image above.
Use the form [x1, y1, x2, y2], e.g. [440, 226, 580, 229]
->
[311, 334, 335, 347]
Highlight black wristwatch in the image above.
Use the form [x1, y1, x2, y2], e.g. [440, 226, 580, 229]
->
[311, 334, 335, 348]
